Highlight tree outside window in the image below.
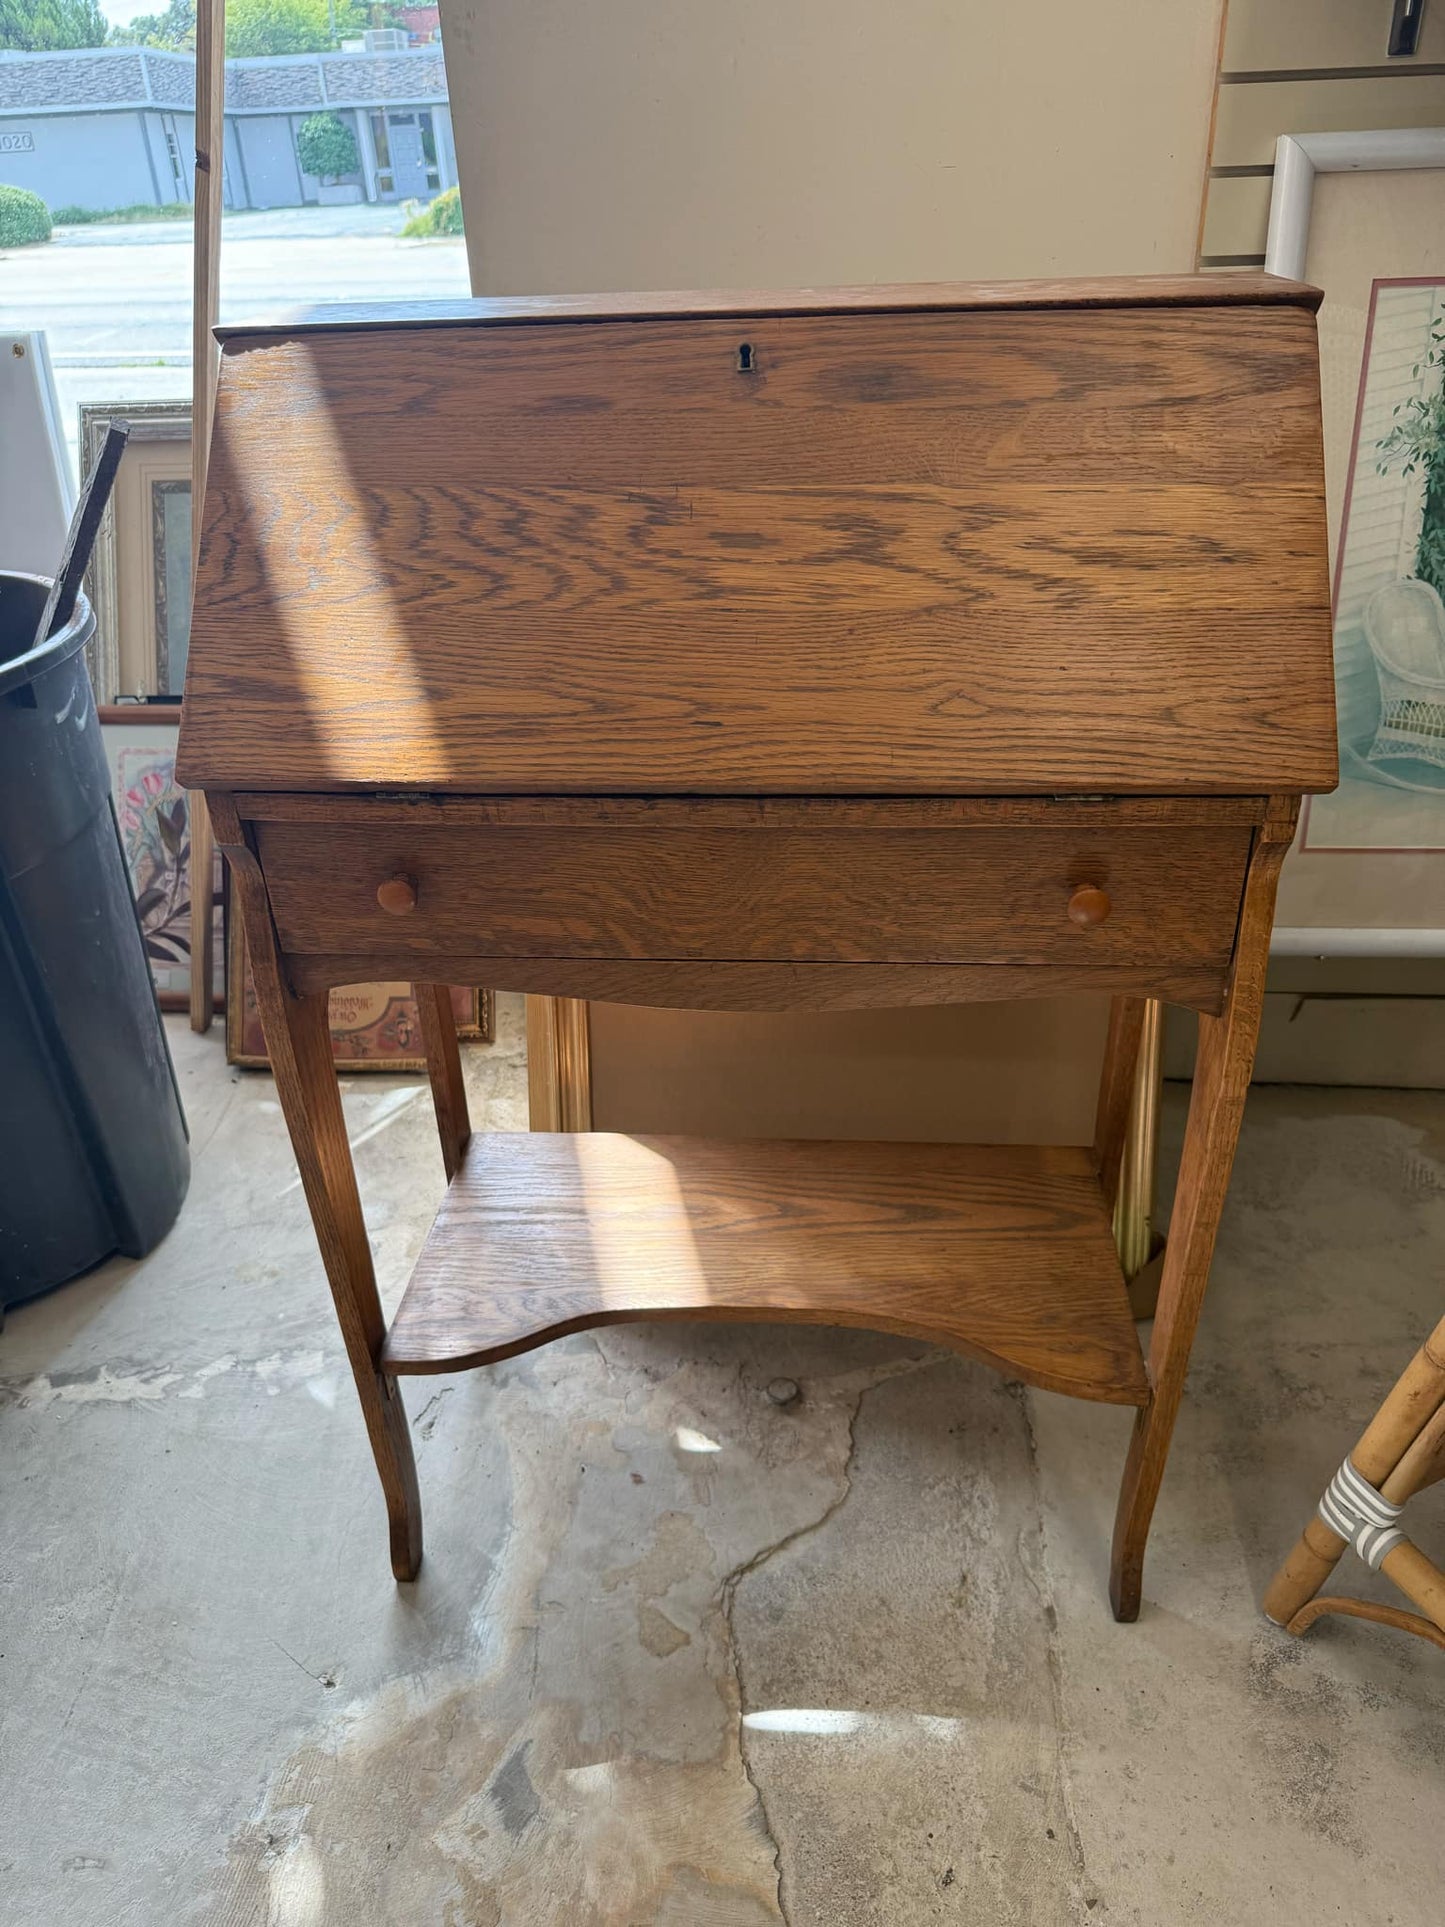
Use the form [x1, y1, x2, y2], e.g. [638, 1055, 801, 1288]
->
[297, 111, 359, 185]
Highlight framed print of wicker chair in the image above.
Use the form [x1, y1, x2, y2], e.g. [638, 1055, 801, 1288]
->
[1364, 578, 1445, 771]
[1264, 1309, 1445, 1650]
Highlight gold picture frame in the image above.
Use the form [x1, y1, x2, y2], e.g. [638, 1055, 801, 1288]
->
[78, 400, 192, 704]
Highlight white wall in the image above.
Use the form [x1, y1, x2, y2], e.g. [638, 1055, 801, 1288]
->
[232, 115, 305, 210]
[0, 111, 161, 213]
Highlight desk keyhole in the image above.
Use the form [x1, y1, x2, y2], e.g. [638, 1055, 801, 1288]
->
[737, 342, 756, 372]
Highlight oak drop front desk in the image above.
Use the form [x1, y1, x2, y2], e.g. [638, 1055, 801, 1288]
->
[177, 277, 1337, 1621]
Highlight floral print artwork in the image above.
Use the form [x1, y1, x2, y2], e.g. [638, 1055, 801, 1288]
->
[113, 745, 191, 973]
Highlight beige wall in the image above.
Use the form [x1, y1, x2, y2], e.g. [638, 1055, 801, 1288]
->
[444, 0, 1224, 294]
[441, 0, 1225, 1136]
[589, 1001, 1112, 1144]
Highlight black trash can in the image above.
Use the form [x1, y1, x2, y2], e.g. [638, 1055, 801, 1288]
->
[0, 571, 190, 1307]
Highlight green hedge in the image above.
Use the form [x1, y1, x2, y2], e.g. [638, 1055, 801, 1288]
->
[53, 202, 191, 226]
[401, 185, 463, 238]
[0, 185, 52, 248]
[297, 112, 359, 182]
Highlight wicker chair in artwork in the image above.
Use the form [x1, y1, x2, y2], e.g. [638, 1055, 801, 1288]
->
[1364, 578, 1445, 772]
[1264, 1310, 1445, 1650]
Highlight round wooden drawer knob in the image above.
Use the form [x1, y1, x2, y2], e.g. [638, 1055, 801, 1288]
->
[376, 873, 418, 916]
[1067, 884, 1112, 928]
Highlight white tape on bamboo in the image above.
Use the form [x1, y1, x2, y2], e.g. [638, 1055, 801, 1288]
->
[1318, 1457, 1407, 1571]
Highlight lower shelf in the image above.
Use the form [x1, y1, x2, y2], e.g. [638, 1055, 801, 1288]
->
[381, 1132, 1148, 1406]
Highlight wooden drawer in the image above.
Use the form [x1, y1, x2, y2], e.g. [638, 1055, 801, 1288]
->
[255, 816, 1252, 969]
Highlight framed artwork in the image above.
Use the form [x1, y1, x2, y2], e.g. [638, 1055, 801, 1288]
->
[1263, 132, 1445, 952]
[100, 705, 224, 1010]
[1303, 279, 1445, 856]
[150, 478, 193, 695]
[78, 401, 192, 704]
[226, 910, 492, 1070]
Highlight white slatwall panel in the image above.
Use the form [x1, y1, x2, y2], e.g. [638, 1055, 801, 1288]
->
[1200, 2, 1445, 266]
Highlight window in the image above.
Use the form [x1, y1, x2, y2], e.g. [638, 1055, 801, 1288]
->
[7, 29, 466, 501]
[370, 110, 394, 197]
[419, 111, 441, 192]
[162, 117, 186, 200]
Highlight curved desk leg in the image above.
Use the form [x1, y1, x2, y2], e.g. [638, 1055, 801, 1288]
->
[222, 824, 423, 1581]
[1110, 802, 1294, 1622]
[417, 984, 471, 1182]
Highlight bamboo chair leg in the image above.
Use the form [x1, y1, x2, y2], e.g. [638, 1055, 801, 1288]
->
[1263, 1317, 1445, 1629]
[1265, 1516, 1351, 1626]
[1109, 805, 1292, 1622]
[1381, 1395, 1445, 1505]
[225, 834, 423, 1580]
[1378, 1538, 1445, 1632]
[1288, 1493, 1445, 1644]
[417, 984, 471, 1183]
[1286, 1596, 1445, 1650]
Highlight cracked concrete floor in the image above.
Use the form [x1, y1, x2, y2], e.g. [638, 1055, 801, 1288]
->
[2, 994, 1444, 1923]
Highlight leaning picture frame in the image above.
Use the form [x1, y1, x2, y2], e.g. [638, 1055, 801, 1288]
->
[1263, 129, 1445, 957]
[79, 400, 192, 705]
[226, 907, 493, 1070]
[99, 703, 225, 1011]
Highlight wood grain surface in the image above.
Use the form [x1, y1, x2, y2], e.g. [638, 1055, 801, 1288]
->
[211, 273, 1321, 341]
[285, 952, 1231, 1016]
[381, 1132, 1148, 1404]
[416, 982, 470, 1182]
[219, 816, 424, 1579]
[234, 793, 1271, 831]
[256, 821, 1251, 967]
[178, 297, 1335, 796]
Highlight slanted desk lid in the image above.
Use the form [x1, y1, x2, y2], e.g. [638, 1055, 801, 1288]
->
[178, 276, 1337, 796]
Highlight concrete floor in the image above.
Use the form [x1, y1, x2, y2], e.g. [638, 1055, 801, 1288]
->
[2, 996, 1443, 1924]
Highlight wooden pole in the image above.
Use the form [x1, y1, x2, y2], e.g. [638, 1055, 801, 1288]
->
[188, 0, 225, 1032]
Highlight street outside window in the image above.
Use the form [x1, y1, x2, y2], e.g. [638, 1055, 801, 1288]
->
[1, 0, 470, 482]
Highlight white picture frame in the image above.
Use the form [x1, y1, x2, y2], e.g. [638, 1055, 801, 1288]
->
[0, 331, 73, 579]
[1265, 129, 1445, 283]
[1263, 130, 1445, 958]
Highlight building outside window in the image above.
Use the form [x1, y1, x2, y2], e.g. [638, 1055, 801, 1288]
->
[0, 44, 458, 216]
[0, 20, 468, 486]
